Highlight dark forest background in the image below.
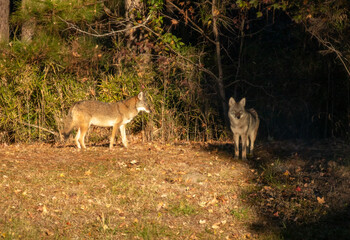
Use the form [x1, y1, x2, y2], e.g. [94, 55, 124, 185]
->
[0, 0, 349, 143]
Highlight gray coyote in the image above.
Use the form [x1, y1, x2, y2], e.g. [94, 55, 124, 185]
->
[228, 97, 259, 160]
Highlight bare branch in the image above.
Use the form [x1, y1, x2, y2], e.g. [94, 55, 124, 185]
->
[225, 78, 274, 98]
[59, 15, 151, 37]
[303, 22, 350, 77]
[166, 1, 216, 45]
[18, 120, 59, 137]
[139, 22, 220, 83]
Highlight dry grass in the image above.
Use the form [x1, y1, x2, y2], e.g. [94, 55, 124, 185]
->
[0, 141, 261, 239]
[3, 140, 349, 239]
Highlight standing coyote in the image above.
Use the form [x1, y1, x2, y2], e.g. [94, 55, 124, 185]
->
[62, 92, 150, 149]
[228, 97, 259, 160]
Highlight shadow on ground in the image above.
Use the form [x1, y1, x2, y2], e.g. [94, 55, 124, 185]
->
[200, 140, 350, 239]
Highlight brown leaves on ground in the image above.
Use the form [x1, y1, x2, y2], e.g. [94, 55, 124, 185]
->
[1, 140, 350, 239]
[250, 140, 350, 237]
[0, 142, 257, 239]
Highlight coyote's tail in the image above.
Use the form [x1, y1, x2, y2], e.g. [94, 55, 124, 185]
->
[62, 108, 74, 140]
[249, 108, 258, 120]
[249, 108, 260, 132]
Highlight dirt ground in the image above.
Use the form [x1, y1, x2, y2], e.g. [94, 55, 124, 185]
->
[1, 139, 350, 239]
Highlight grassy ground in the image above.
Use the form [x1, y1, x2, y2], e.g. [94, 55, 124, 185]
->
[0, 139, 350, 239]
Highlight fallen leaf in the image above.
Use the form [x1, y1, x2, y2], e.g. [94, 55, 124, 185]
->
[119, 222, 126, 228]
[38, 205, 48, 215]
[130, 160, 138, 165]
[199, 219, 206, 224]
[103, 224, 108, 230]
[44, 229, 54, 236]
[72, 51, 81, 57]
[189, 233, 198, 239]
[317, 196, 325, 204]
[171, 19, 179, 25]
[14, 189, 21, 194]
[43, 205, 48, 214]
[245, 233, 252, 238]
[207, 197, 218, 206]
[283, 170, 290, 176]
[296, 186, 301, 192]
[212, 222, 220, 229]
[217, 195, 228, 204]
[156, 202, 163, 211]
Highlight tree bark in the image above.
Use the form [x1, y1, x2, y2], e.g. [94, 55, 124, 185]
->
[125, 0, 142, 46]
[21, 0, 36, 43]
[0, 0, 10, 43]
[212, 0, 228, 125]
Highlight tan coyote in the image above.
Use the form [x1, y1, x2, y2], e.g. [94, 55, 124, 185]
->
[62, 92, 150, 149]
[228, 97, 259, 160]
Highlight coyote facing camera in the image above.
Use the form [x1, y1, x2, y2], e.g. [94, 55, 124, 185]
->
[62, 92, 150, 149]
[228, 97, 259, 160]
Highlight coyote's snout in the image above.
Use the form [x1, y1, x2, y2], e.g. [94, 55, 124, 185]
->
[228, 97, 259, 160]
[62, 92, 150, 149]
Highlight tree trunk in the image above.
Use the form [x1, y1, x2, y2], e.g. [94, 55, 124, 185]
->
[0, 0, 10, 43]
[125, 0, 142, 46]
[212, 0, 228, 125]
[21, 0, 36, 43]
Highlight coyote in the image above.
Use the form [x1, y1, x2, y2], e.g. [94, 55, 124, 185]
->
[228, 97, 259, 160]
[62, 92, 150, 149]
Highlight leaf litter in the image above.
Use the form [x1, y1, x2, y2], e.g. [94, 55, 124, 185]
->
[1, 140, 350, 239]
[0, 142, 256, 239]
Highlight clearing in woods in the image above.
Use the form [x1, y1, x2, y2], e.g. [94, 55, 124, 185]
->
[1, 140, 350, 239]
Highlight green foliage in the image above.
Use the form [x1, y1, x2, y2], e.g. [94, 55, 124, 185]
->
[169, 200, 197, 216]
[5, 0, 349, 143]
[230, 207, 250, 220]
[127, 222, 171, 240]
[12, 0, 103, 25]
[236, 0, 250, 9]
[162, 33, 185, 51]
[0, 0, 223, 143]
[0, 64, 92, 142]
[8, 34, 65, 66]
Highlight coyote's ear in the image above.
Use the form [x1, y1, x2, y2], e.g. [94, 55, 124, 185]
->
[138, 92, 144, 100]
[229, 97, 236, 107]
[240, 98, 246, 107]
